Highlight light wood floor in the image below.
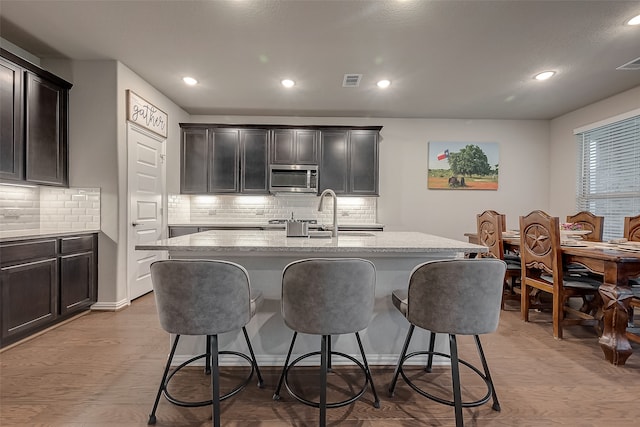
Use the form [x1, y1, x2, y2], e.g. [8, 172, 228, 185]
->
[1, 294, 640, 427]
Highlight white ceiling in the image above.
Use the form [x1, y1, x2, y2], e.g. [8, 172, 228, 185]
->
[2, 0, 640, 120]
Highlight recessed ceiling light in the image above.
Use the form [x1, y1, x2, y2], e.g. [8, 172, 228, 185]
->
[183, 77, 198, 86]
[534, 71, 555, 81]
[627, 14, 640, 25]
[377, 79, 391, 89]
[281, 79, 295, 88]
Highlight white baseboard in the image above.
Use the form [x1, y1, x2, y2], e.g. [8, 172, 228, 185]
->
[90, 299, 130, 311]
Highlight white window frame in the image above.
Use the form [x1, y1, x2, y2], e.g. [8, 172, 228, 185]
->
[574, 109, 640, 241]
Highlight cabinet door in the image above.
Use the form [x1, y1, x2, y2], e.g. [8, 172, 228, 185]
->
[60, 251, 95, 316]
[349, 130, 379, 195]
[1, 258, 57, 344]
[295, 130, 318, 164]
[319, 130, 348, 194]
[209, 129, 239, 193]
[271, 129, 295, 164]
[241, 129, 269, 193]
[181, 128, 209, 193]
[0, 57, 23, 181]
[25, 72, 67, 186]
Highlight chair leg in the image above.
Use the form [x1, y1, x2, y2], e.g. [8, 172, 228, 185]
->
[424, 331, 436, 372]
[521, 283, 530, 322]
[449, 334, 464, 427]
[474, 335, 500, 412]
[148, 334, 180, 425]
[320, 334, 328, 427]
[355, 331, 380, 408]
[388, 324, 415, 396]
[273, 331, 298, 400]
[210, 334, 220, 427]
[205, 335, 211, 375]
[242, 327, 264, 388]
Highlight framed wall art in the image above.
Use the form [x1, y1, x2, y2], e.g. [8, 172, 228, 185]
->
[427, 141, 499, 190]
[126, 90, 168, 138]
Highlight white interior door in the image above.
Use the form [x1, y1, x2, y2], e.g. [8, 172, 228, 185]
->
[127, 123, 165, 300]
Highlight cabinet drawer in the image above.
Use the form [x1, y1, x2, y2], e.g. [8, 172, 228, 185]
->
[0, 239, 57, 266]
[60, 235, 95, 254]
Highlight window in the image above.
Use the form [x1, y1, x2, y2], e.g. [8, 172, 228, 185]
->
[575, 111, 640, 241]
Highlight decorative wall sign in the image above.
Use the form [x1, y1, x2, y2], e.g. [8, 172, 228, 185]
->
[126, 90, 168, 138]
[427, 141, 499, 190]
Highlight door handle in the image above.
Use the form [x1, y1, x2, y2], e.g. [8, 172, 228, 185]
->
[132, 221, 140, 227]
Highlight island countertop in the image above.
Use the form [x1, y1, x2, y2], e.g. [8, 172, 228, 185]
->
[136, 229, 487, 256]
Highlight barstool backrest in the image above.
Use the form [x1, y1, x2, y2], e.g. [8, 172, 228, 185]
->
[281, 258, 376, 335]
[150, 259, 252, 336]
[407, 259, 506, 335]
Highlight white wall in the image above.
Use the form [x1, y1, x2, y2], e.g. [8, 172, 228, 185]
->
[184, 115, 550, 239]
[41, 58, 189, 308]
[549, 85, 640, 220]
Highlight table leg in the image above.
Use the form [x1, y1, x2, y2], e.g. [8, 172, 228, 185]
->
[598, 283, 633, 365]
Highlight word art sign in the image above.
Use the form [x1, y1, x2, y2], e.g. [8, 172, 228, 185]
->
[126, 90, 168, 138]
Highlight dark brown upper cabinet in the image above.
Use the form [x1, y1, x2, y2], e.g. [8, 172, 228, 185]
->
[180, 124, 380, 196]
[270, 129, 318, 165]
[0, 49, 71, 187]
[180, 125, 269, 194]
[319, 129, 380, 196]
[0, 56, 23, 181]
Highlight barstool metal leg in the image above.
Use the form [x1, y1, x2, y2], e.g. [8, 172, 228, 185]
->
[205, 335, 212, 375]
[273, 331, 298, 400]
[449, 334, 464, 427]
[242, 327, 264, 388]
[320, 334, 328, 427]
[148, 335, 181, 425]
[327, 335, 332, 372]
[211, 334, 220, 427]
[425, 331, 436, 372]
[474, 334, 501, 411]
[355, 331, 380, 408]
[388, 324, 415, 396]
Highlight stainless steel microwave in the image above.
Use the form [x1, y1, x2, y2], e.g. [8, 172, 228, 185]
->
[269, 164, 318, 193]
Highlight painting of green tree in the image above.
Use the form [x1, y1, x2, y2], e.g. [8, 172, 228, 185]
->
[428, 142, 499, 190]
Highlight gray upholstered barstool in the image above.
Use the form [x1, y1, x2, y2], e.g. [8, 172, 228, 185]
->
[388, 258, 506, 427]
[147, 259, 264, 427]
[272, 258, 380, 426]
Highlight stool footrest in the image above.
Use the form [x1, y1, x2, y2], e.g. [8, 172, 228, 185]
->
[163, 351, 256, 408]
[398, 350, 493, 408]
[283, 350, 370, 409]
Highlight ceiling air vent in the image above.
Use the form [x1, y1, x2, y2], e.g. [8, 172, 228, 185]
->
[342, 74, 363, 87]
[617, 56, 640, 70]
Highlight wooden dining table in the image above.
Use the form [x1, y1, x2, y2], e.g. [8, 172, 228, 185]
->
[465, 232, 640, 366]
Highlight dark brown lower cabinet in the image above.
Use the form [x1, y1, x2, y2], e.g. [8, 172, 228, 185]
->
[0, 233, 97, 348]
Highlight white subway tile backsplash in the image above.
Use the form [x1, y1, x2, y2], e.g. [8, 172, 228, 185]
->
[0, 185, 101, 234]
[168, 193, 377, 225]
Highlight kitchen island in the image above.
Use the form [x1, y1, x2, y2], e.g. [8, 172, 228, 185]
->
[136, 230, 487, 366]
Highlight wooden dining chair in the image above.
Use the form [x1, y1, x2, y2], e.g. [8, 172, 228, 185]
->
[624, 214, 640, 331]
[566, 211, 604, 242]
[519, 210, 601, 339]
[477, 210, 521, 309]
[624, 214, 640, 242]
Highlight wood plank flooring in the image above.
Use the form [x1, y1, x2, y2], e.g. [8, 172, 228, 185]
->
[1, 295, 640, 426]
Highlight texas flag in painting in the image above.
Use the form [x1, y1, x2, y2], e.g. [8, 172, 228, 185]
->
[437, 149, 449, 161]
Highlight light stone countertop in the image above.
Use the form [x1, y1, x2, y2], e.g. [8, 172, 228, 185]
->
[0, 229, 100, 243]
[136, 229, 486, 255]
[168, 222, 385, 230]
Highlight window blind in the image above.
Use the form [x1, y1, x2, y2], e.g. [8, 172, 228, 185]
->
[576, 114, 640, 241]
